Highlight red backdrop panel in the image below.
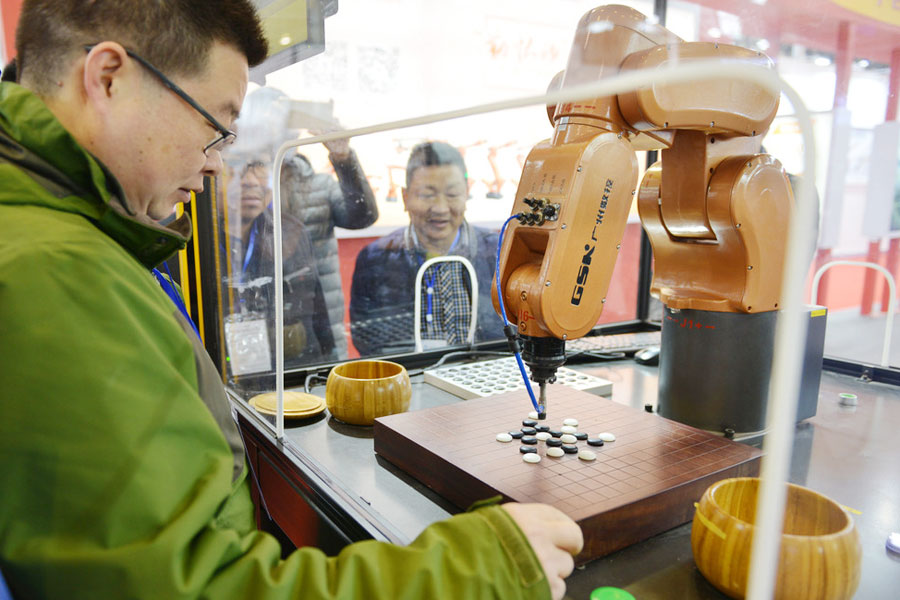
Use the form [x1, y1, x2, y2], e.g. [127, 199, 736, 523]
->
[1, 0, 22, 63]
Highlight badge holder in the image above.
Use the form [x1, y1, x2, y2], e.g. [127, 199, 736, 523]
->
[224, 312, 272, 376]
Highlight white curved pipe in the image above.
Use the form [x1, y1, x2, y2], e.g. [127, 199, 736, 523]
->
[413, 255, 479, 352]
[272, 151, 285, 440]
[269, 60, 815, 600]
[746, 82, 817, 600]
[811, 260, 895, 367]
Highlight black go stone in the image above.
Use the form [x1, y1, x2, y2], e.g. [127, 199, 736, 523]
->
[549, 430, 564, 438]
[562, 444, 579, 454]
[574, 432, 588, 441]
[535, 424, 550, 433]
[587, 438, 605, 447]
[521, 436, 538, 445]
[522, 419, 538, 427]
[546, 438, 563, 447]
[508, 431, 524, 439]
[519, 446, 537, 454]
[521, 427, 537, 435]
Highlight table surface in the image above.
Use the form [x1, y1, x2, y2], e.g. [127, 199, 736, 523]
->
[235, 359, 900, 599]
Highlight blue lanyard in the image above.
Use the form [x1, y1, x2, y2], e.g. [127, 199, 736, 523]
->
[423, 270, 437, 323]
[242, 221, 258, 278]
[153, 262, 201, 339]
[419, 228, 461, 325]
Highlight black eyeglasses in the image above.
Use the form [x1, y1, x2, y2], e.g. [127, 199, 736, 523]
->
[84, 44, 236, 154]
[240, 160, 268, 177]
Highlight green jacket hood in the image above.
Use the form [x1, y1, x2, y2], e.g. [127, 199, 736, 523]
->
[0, 81, 191, 268]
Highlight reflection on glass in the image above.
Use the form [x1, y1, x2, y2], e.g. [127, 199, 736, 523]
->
[218, 83, 384, 378]
[349, 142, 503, 355]
[233, 87, 379, 362]
[222, 159, 336, 378]
[279, 126, 379, 360]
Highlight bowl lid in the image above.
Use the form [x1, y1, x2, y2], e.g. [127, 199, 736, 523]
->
[249, 391, 325, 417]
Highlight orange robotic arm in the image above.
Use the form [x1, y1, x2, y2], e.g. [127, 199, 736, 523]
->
[493, 5, 792, 411]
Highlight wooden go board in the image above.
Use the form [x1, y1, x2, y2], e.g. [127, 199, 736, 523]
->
[374, 386, 761, 564]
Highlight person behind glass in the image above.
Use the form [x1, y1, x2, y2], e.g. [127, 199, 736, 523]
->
[281, 126, 378, 360]
[238, 86, 379, 360]
[350, 141, 502, 355]
[226, 159, 336, 368]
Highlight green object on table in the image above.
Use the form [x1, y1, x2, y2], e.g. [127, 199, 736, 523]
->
[590, 587, 636, 600]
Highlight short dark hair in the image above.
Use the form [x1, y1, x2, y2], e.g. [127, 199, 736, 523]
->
[405, 141, 468, 188]
[16, 0, 268, 95]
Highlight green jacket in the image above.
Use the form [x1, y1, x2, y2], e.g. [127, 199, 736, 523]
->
[0, 82, 549, 599]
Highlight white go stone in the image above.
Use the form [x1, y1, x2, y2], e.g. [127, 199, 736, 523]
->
[535, 431, 552, 441]
[495, 433, 513, 443]
[546, 447, 565, 458]
[528, 410, 539, 420]
[560, 434, 577, 444]
[578, 450, 597, 461]
[561, 425, 577, 434]
[523, 453, 541, 464]
[597, 432, 616, 442]
[563, 418, 579, 427]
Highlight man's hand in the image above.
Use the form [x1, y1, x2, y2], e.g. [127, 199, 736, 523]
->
[308, 121, 351, 159]
[501, 503, 583, 600]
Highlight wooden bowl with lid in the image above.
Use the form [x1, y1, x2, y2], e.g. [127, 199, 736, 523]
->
[326, 360, 411, 426]
[692, 477, 861, 600]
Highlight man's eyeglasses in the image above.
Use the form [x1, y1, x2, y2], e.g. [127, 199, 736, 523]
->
[83, 44, 236, 154]
[242, 160, 268, 175]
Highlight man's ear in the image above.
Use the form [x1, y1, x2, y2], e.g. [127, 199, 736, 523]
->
[82, 43, 131, 111]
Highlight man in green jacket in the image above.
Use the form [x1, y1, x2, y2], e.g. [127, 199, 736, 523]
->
[0, 1, 582, 599]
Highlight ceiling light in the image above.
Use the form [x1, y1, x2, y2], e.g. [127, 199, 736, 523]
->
[814, 56, 832, 67]
[756, 39, 770, 51]
[707, 27, 722, 39]
[858, 59, 870, 68]
[279, 35, 291, 46]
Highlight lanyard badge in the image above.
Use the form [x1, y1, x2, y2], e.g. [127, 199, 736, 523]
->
[153, 263, 200, 339]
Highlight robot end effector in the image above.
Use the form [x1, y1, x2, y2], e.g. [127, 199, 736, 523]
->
[492, 5, 792, 410]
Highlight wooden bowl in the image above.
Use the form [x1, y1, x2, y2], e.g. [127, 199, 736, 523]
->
[325, 360, 411, 426]
[692, 477, 861, 600]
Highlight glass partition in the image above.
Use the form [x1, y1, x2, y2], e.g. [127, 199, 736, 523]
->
[206, 2, 899, 598]
[214, 0, 900, 385]
[208, 0, 900, 385]
[217, 107, 647, 388]
[214, 0, 660, 397]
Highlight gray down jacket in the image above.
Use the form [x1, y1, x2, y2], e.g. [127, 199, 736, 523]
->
[280, 150, 378, 359]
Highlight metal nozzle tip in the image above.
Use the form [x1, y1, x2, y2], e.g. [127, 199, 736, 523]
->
[538, 381, 548, 418]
